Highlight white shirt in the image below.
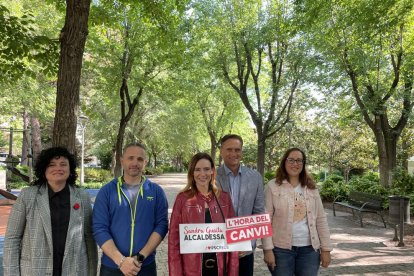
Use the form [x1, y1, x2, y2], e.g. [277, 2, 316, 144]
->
[292, 184, 311, 246]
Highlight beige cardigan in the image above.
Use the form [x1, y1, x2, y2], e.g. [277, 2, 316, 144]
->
[262, 179, 333, 252]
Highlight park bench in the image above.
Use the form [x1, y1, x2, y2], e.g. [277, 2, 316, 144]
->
[332, 191, 386, 228]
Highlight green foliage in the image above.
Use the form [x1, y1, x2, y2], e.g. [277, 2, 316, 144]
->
[264, 171, 276, 184]
[159, 165, 180, 173]
[145, 167, 163, 176]
[7, 165, 29, 183]
[391, 166, 414, 195]
[83, 168, 112, 183]
[347, 172, 387, 196]
[7, 181, 29, 189]
[80, 182, 105, 189]
[95, 148, 113, 170]
[320, 173, 384, 201]
[7, 165, 30, 188]
[320, 170, 414, 212]
[320, 174, 347, 201]
[298, 0, 414, 187]
[0, 134, 7, 148]
[311, 172, 320, 183]
[0, 4, 58, 83]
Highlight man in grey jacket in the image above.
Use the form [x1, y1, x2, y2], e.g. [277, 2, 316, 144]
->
[216, 134, 273, 276]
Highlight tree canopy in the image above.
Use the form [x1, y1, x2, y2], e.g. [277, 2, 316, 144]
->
[2, 0, 414, 187]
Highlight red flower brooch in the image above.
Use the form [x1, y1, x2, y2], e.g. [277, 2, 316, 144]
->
[73, 203, 80, 210]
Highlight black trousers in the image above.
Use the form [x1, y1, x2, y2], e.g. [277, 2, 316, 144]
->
[202, 253, 218, 276]
[239, 253, 254, 276]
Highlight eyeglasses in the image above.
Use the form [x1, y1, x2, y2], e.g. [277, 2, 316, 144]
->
[286, 158, 304, 165]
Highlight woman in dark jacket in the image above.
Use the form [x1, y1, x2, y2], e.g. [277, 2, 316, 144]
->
[168, 152, 239, 276]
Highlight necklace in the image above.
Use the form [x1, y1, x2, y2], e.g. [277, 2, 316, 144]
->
[199, 192, 213, 203]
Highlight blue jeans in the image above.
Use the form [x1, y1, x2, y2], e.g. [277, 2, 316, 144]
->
[268, 246, 320, 276]
[100, 261, 157, 276]
[239, 253, 254, 276]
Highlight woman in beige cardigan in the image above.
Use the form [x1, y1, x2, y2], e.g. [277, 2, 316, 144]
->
[263, 148, 332, 276]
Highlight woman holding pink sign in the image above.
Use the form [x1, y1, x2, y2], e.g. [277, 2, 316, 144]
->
[168, 152, 239, 276]
[263, 148, 332, 276]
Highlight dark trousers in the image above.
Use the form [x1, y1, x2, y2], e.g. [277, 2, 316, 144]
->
[239, 253, 254, 276]
[202, 252, 218, 276]
[100, 261, 157, 276]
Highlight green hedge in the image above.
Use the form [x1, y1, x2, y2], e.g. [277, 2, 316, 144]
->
[83, 168, 112, 183]
[264, 171, 276, 184]
[319, 175, 347, 201]
[320, 168, 414, 213]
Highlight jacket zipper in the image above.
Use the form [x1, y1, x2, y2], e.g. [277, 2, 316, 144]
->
[118, 177, 144, 257]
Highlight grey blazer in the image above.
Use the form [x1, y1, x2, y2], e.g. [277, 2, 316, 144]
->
[3, 184, 98, 276]
[216, 165, 265, 217]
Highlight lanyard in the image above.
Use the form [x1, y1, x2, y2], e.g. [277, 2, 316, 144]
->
[117, 176, 144, 205]
[116, 176, 145, 256]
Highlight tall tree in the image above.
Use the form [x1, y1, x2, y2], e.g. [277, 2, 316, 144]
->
[194, 0, 309, 175]
[52, 0, 91, 152]
[299, 0, 414, 187]
[86, 0, 187, 176]
[179, 12, 249, 161]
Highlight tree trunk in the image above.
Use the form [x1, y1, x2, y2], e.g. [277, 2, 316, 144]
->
[373, 120, 398, 188]
[208, 132, 218, 162]
[114, 119, 127, 177]
[113, 77, 143, 177]
[400, 135, 409, 169]
[210, 145, 217, 164]
[31, 116, 42, 162]
[222, 32, 296, 177]
[21, 110, 30, 166]
[52, 0, 91, 153]
[256, 131, 266, 176]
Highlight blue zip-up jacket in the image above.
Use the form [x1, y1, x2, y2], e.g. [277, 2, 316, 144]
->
[92, 177, 168, 268]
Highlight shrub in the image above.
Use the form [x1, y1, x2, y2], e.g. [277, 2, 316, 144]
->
[391, 166, 414, 195]
[81, 182, 105, 189]
[312, 172, 321, 183]
[264, 171, 275, 183]
[389, 167, 414, 213]
[159, 165, 178, 173]
[83, 168, 112, 183]
[8, 181, 29, 189]
[145, 167, 163, 176]
[7, 165, 30, 183]
[348, 172, 387, 196]
[317, 171, 327, 182]
[320, 175, 346, 201]
[95, 149, 112, 170]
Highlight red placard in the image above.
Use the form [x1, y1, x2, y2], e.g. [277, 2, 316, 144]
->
[225, 214, 272, 244]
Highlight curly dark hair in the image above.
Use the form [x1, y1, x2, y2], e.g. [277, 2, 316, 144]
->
[33, 146, 77, 186]
[275, 147, 316, 189]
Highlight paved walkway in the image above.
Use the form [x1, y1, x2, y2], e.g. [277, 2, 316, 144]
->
[1, 173, 414, 275]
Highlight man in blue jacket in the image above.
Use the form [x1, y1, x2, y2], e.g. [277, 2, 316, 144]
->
[93, 142, 168, 276]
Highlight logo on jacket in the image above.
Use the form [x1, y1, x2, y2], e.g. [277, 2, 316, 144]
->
[146, 196, 154, 201]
